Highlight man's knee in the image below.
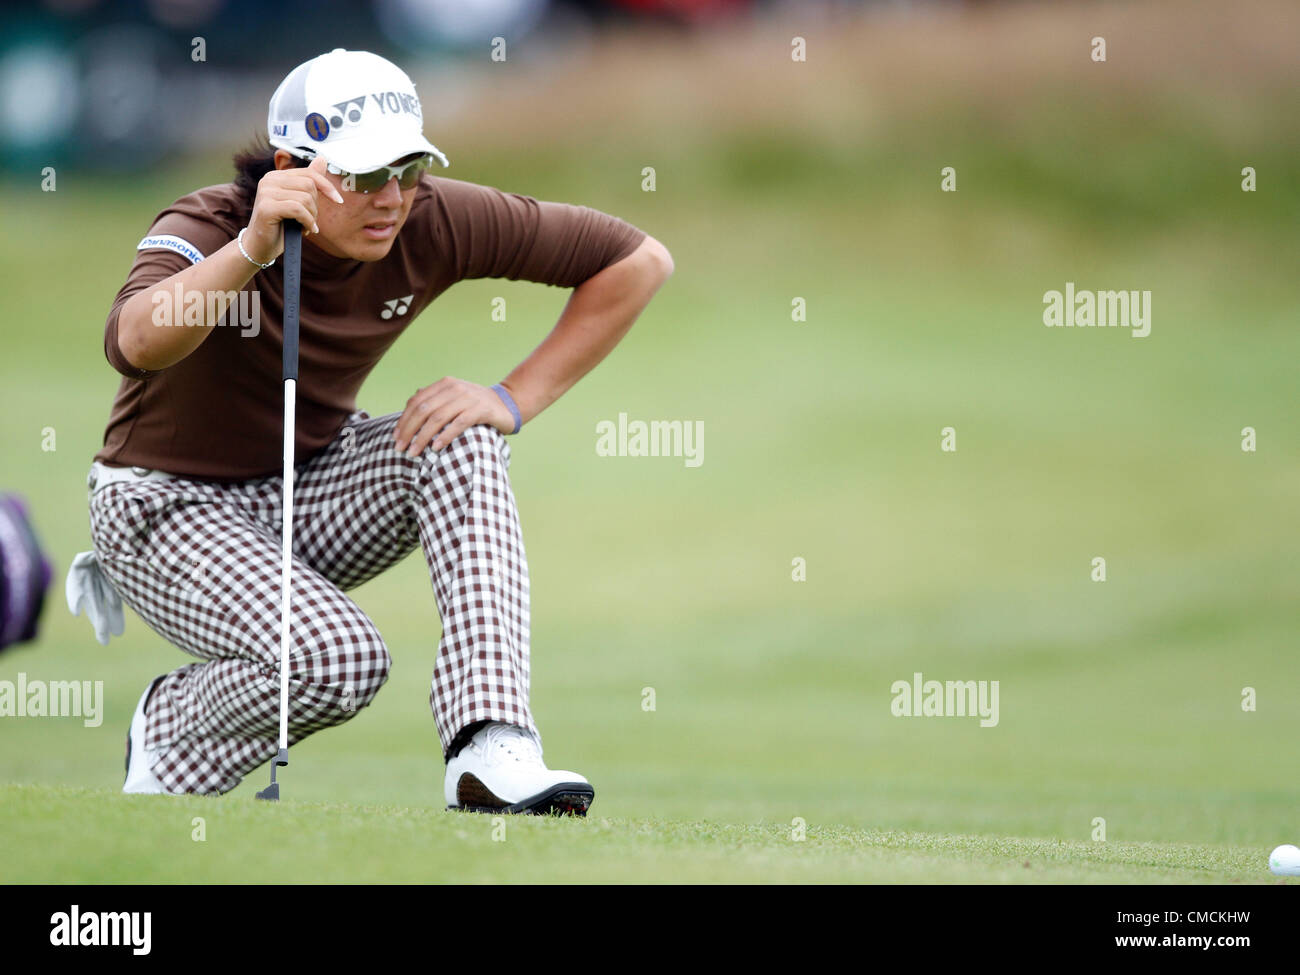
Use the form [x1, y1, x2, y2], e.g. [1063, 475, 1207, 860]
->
[418, 423, 511, 473]
[293, 621, 391, 719]
[341, 632, 391, 711]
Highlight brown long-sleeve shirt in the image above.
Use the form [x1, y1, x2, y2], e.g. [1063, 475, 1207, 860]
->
[94, 175, 646, 481]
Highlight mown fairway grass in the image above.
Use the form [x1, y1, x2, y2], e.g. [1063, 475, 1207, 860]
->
[0, 785, 1281, 884]
[2, 1, 1297, 883]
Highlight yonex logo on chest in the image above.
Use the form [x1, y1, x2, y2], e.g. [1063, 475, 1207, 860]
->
[381, 295, 413, 319]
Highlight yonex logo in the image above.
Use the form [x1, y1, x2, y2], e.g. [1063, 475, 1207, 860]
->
[272, 123, 288, 136]
[380, 295, 413, 319]
[369, 90, 421, 118]
[324, 91, 422, 133]
[329, 96, 366, 129]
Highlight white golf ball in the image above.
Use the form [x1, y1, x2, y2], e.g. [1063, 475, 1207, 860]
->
[1268, 844, 1300, 876]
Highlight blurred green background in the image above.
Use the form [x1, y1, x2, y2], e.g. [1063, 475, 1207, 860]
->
[2, 0, 1298, 877]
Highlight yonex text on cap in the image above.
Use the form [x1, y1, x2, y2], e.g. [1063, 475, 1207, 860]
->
[268, 49, 449, 173]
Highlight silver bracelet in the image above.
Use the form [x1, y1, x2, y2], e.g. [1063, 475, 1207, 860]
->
[237, 227, 275, 270]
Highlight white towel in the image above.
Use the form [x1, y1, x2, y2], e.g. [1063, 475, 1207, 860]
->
[65, 550, 124, 646]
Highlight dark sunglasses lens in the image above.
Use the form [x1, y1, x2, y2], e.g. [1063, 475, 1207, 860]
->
[397, 157, 430, 189]
[352, 156, 430, 193]
[354, 169, 390, 193]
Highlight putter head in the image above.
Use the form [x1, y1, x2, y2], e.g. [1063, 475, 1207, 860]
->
[254, 749, 288, 801]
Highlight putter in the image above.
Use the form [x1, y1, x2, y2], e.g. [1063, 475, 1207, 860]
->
[255, 221, 302, 802]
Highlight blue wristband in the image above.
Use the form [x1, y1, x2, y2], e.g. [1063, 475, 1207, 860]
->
[491, 384, 522, 435]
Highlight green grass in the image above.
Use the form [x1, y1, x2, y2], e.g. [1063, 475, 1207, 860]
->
[2, 4, 1299, 883]
[0, 785, 1283, 884]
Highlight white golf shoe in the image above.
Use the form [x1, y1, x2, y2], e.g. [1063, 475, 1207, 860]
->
[123, 678, 169, 794]
[444, 722, 594, 816]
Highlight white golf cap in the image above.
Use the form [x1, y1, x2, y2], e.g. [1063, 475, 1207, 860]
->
[267, 49, 448, 172]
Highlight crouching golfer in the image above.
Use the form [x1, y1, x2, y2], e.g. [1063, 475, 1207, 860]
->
[70, 49, 672, 813]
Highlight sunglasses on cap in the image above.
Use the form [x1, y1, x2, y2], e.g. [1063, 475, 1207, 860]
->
[294, 151, 434, 193]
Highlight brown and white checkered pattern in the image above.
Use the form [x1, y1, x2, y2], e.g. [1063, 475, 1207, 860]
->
[88, 412, 537, 795]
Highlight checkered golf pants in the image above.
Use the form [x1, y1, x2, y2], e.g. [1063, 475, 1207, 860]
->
[88, 411, 537, 794]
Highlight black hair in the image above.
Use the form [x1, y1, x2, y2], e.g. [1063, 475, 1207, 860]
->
[232, 133, 309, 203]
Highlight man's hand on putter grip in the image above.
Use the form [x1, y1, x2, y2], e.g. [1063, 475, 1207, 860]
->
[394, 377, 518, 457]
[244, 155, 343, 263]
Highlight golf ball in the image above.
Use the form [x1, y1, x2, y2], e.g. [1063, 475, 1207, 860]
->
[1268, 844, 1300, 876]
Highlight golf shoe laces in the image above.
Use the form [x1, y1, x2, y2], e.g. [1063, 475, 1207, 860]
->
[482, 723, 543, 767]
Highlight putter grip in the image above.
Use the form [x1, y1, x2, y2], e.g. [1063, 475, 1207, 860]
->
[281, 223, 302, 382]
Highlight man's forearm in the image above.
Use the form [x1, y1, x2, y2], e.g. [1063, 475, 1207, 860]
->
[116, 239, 264, 371]
[500, 235, 673, 424]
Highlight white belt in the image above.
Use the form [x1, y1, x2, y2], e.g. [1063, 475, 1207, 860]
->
[87, 461, 177, 494]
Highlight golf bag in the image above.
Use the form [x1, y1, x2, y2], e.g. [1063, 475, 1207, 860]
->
[0, 493, 52, 653]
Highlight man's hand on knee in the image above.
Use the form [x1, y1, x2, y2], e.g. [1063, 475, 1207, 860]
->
[393, 376, 516, 458]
